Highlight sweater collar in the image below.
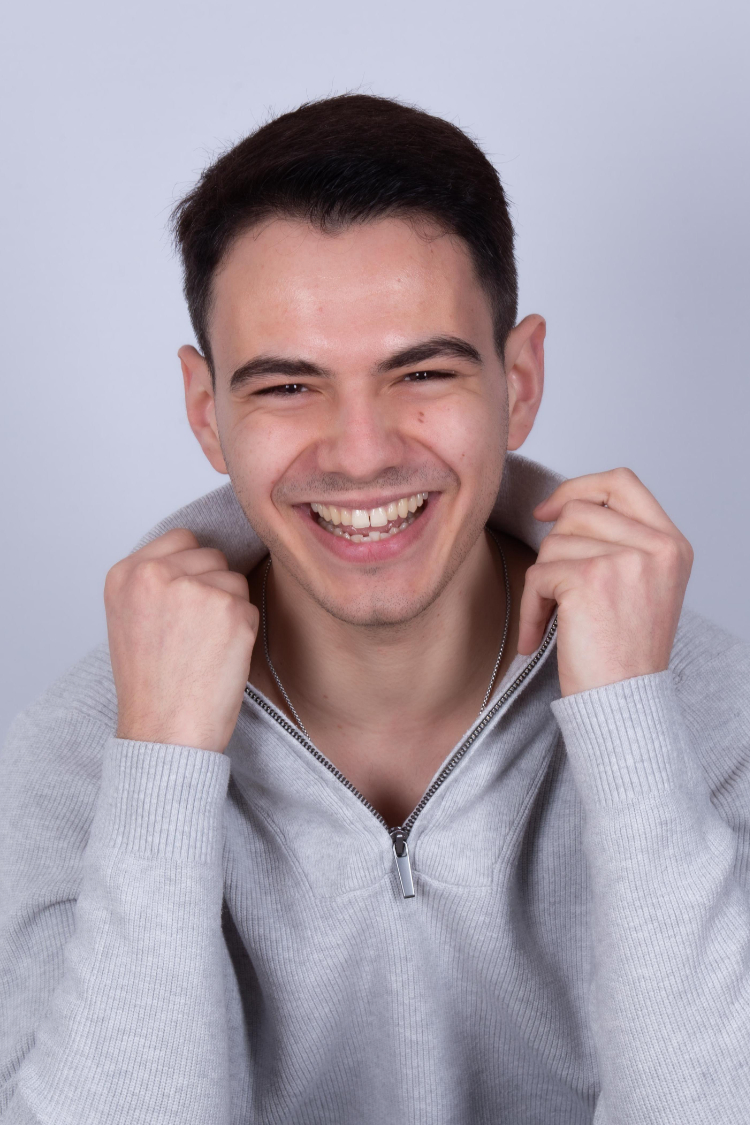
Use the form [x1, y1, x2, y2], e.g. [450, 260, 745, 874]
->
[131, 451, 564, 568]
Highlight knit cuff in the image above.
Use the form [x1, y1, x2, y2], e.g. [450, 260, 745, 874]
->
[91, 735, 231, 863]
[551, 670, 703, 806]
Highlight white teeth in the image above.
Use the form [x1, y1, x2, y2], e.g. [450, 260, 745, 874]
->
[311, 493, 429, 536]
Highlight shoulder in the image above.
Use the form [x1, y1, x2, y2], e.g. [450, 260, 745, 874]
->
[4, 639, 118, 754]
[0, 643, 117, 867]
[670, 605, 750, 809]
[670, 604, 749, 706]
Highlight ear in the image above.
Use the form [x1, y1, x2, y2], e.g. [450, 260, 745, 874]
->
[502, 314, 545, 451]
[179, 345, 229, 474]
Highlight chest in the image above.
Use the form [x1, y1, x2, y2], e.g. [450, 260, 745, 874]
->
[219, 731, 598, 1122]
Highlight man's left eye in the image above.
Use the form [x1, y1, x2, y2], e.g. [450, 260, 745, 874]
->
[256, 383, 309, 396]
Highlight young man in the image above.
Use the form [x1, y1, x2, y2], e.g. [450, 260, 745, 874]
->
[1, 95, 749, 1124]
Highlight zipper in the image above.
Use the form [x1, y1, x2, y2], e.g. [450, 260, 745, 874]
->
[244, 615, 557, 900]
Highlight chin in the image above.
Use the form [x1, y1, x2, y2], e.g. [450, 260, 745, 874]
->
[306, 583, 446, 628]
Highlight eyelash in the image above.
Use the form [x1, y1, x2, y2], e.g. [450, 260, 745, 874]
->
[254, 370, 456, 396]
[255, 383, 309, 396]
[402, 370, 455, 383]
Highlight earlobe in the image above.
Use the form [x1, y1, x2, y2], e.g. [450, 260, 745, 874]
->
[178, 345, 229, 475]
[505, 315, 545, 452]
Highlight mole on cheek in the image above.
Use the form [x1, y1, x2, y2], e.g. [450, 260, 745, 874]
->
[418, 411, 425, 423]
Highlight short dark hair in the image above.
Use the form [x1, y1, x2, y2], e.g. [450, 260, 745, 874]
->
[172, 94, 518, 378]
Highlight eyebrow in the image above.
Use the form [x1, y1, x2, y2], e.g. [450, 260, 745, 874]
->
[228, 334, 483, 392]
[376, 335, 483, 372]
[229, 356, 330, 392]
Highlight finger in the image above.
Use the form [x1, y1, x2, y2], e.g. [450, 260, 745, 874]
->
[542, 501, 669, 553]
[185, 570, 251, 600]
[129, 527, 201, 560]
[537, 531, 625, 563]
[151, 546, 230, 578]
[517, 575, 557, 655]
[517, 558, 581, 655]
[533, 467, 676, 534]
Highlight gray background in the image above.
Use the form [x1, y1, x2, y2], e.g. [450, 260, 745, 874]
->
[1, 0, 748, 740]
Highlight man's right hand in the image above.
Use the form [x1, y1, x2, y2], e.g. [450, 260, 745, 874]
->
[104, 528, 259, 754]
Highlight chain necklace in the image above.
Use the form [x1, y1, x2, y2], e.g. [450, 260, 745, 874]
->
[260, 527, 512, 741]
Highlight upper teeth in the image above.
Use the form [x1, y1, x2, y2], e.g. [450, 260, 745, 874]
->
[311, 492, 428, 527]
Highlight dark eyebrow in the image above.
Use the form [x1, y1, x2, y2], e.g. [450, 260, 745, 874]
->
[229, 355, 332, 392]
[377, 335, 483, 373]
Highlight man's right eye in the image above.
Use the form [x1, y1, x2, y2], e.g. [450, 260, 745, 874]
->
[255, 383, 309, 396]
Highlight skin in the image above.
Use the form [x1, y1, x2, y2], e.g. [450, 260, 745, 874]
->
[105, 215, 693, 828]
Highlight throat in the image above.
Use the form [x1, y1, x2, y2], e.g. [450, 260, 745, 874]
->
[245, 528, 532, 824]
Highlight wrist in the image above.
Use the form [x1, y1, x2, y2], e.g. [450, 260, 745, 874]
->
[115, 720, 226, 754]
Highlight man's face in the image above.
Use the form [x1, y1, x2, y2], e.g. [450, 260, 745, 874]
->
[195, 216, 525, 626]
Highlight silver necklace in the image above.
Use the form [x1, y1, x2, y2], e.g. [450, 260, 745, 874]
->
[261, 527, 511, 740]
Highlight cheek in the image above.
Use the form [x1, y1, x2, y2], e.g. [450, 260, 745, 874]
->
[221, 410, 311, 516]
[420, 392, 505, 489]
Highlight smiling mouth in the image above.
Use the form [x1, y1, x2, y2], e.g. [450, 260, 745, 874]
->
[310, 492, 429, 542]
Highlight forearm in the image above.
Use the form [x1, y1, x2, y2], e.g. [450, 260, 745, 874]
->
[553, 671, 750, 1125]
[3, 735, 232, 1125]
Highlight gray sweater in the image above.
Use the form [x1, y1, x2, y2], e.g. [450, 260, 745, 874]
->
[2, 453, 750, 1124]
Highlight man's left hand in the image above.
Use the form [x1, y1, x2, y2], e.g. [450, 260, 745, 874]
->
[518, 467, 694, 697]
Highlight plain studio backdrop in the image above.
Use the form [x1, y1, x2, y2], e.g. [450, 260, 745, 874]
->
[1, 0, 748, 739]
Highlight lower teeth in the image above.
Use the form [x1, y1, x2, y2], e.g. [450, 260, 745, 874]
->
[318, 513, 416, 541]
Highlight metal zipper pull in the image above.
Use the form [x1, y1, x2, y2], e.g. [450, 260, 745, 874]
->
[391, 829, 415, 898]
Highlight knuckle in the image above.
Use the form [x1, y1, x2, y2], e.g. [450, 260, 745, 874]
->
[623, 546, 646, 574]
[581, 555, 605, 583]
[536, 535, 555, 560]
[208, 549, 230, 569]
[612, 466, 638, 484]
[104, 561, 126, 597]
[231, 572, 250, 597]
[523, 560, 541, 586]
[242, 602, 260, 634]
[654, 532, 683, 569]
[163, 527, 200, 549]
[682, 536, 695, 566]
[136, 557, 168, 587]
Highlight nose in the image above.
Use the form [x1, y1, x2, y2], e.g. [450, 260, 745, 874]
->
[315, 385, 407, 483]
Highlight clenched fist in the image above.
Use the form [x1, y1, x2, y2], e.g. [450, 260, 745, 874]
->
[518, 467, 693, 697]
[105, 528, 259, 753]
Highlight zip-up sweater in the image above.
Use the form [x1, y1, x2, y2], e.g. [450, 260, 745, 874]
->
[2, 452, 750, 1125]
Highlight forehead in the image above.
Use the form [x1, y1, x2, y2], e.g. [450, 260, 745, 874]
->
[208, 216, 495, 377]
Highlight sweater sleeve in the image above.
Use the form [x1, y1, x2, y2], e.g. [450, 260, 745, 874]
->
[551, 669, 750, 1125]
[0, 706, 232, 1125]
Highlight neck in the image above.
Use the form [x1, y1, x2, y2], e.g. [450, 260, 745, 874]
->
[249, 528, 521, 744]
